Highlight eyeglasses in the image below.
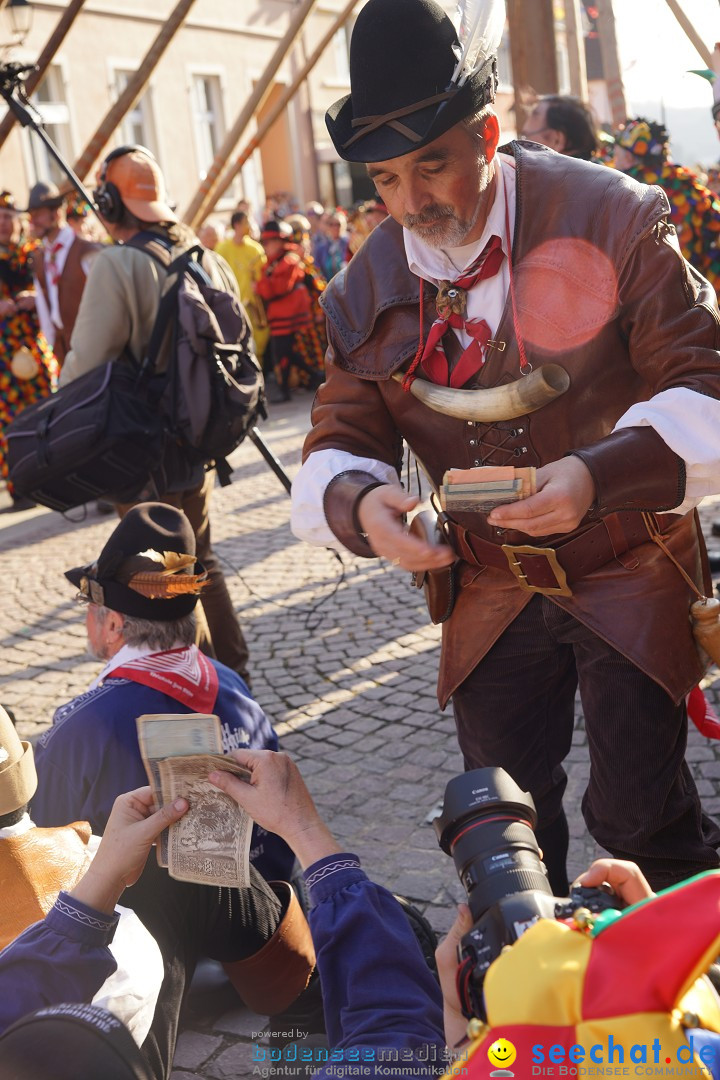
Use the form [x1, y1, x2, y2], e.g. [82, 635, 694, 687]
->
[75, 592, 92, 606]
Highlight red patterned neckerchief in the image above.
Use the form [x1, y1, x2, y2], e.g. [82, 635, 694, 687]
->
[110, 645, 219, 714]
[419, 233, 505, 388]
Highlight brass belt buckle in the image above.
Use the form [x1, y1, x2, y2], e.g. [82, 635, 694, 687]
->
[501, 544, 572, 598]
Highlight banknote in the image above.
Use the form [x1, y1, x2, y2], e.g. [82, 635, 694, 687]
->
[157, 754, 252, 888]
[136, 713, 223, 866]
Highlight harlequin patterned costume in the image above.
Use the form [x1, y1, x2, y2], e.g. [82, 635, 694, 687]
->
[616, 118, 720, 291]
[623, 161, 720, 291]
[0, 240, 57, 490]
[446, 872, 720, 1079]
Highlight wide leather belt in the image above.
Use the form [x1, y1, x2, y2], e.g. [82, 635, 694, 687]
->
[443, 511, 674, 598]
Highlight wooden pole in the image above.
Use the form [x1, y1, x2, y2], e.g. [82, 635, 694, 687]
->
[71, 0, 196, 182]
[594, 0, 628, 127]
[564, 0, 588, 101]
[0, 0, 86, 150]
[182, 0, 318, 227]
[190, 0, 358, 228]
[663, 0, 713, 68]
[506, 0, 559, 129]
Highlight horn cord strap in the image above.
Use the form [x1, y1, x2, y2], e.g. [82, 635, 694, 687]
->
[641, 511, 706, 601]
[402, 278, 426, 390]
[342, 90, 456, 150]
[503, 170, 531, 376]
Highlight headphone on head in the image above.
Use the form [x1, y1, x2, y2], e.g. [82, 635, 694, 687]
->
[93, 144, 157, 223]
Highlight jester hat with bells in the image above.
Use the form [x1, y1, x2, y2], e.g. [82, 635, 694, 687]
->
[441, 872, 720, 1079]
[65, 503, 208, 620]
[0, 705, 37, 816]
[326, 0, 505, 164]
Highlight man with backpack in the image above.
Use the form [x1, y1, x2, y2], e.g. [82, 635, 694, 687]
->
[59, 145, 252, 687]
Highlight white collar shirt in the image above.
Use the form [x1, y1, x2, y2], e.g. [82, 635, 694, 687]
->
[89, 641, 184, 692]
[42, 224, 75, 330]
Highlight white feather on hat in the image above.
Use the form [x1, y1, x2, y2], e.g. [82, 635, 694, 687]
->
[450, 0, 505, 88]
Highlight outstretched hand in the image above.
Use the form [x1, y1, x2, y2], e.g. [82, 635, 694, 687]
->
[69, 786, 189, 914]
[357, 486, 456, 572]
[208, 749, 341, 868]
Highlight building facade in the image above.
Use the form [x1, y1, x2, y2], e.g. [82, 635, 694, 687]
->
[0, 0, 521, 224]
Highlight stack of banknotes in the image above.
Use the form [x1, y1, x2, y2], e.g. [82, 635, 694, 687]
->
[137, 712, 252, 888]
[439, 465, 537, 513]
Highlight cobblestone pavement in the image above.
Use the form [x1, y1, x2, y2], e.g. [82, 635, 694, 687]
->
[2, 395, 720, 1078]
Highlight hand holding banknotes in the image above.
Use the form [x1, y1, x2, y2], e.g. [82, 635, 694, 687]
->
[69, 786, 189, 915]
[208, 750, 342, 869]
[487, 456, 596, 536]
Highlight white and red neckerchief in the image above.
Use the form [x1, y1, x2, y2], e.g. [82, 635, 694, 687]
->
[97, 643, 219, 714]
[403, 154, 517, 388]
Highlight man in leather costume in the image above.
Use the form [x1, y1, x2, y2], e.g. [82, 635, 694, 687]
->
[291, 0, 720, 893]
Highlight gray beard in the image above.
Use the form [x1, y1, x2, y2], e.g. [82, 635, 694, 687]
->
[403, 157, 491, 249]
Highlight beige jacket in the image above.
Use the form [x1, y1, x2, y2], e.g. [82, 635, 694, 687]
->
[59, 231, 236, 387]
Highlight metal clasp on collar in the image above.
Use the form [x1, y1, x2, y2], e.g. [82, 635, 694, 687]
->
[501, 543, 572, 597]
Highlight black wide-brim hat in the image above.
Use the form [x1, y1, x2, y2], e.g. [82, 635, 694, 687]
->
[65, 502, 205, 621]
[326, 0, 498, 163]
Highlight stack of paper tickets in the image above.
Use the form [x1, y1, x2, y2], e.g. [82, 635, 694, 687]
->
[439, 466, 537, 513]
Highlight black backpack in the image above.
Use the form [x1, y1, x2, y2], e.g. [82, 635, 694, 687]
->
[6, 233, 265, 511]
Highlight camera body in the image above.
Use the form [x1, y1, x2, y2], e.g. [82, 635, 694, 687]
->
[434, 768, 621, 1021]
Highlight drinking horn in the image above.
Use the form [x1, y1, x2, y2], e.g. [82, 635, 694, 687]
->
[393, 363, 570, 422]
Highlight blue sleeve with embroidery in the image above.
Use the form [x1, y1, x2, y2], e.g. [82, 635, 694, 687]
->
[300, 854, 446, 1079]
[0, 892, 118, 1034]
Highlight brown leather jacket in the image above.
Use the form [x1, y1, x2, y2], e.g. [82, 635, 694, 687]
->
[32, 236, 100, 365]
[0, 822, 92, 950]
[305, 143, 720, 706]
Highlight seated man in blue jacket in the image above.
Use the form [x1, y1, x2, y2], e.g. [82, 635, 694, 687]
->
[31, 502, 317, 1080]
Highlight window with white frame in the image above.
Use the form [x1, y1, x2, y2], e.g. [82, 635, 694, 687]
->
[190, 73, 225, 179]
[332, 24, 351, 84]
[114, 69, 159, 156]
[496, 32, 513, 92]
[27, 65, 73, 186]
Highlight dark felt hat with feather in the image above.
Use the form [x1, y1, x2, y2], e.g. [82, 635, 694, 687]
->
[326, 0, 504, 163]
[65, 503, 208, 620]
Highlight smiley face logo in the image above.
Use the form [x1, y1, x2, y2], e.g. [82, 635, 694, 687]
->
[487, 1038, 517, 1071]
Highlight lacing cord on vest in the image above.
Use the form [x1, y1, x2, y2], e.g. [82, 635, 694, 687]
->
[642, 511, 708, 603]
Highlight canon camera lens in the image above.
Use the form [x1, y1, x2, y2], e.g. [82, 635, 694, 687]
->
[434, 767, 553, 920]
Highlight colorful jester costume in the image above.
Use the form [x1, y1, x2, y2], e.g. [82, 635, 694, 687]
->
[0, 239, 58, 489]
[446, 872, 720, 1079]
[284, 215, 328, 384]
[616, 118, 720, 291]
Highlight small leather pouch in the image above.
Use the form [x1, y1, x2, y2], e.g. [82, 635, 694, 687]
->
[409, 509, 456, 624]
